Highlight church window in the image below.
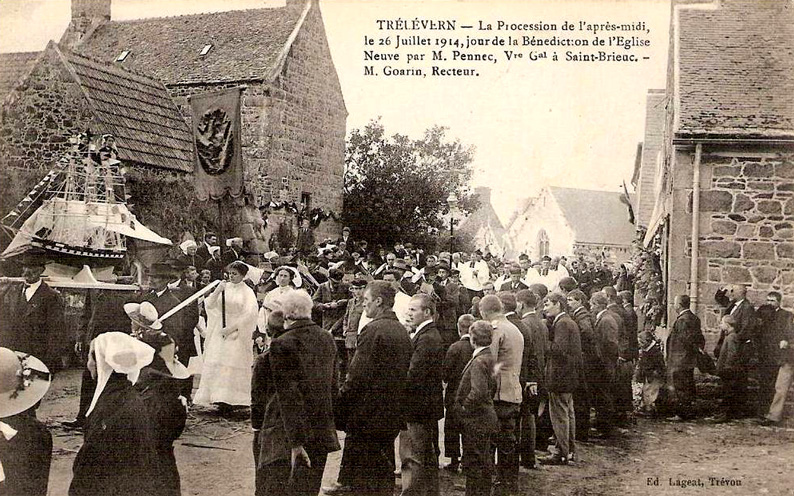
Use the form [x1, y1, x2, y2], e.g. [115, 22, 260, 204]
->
[537, 229, 549, 258]
[116, 50, 130, 62]
[200, 44, 213, 56]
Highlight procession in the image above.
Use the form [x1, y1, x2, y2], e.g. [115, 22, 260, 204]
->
[1, 0, 793, 495]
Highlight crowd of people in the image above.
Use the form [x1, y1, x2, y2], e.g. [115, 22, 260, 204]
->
[0, 223, 792, 496]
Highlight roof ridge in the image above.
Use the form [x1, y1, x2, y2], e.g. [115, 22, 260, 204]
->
[105, 5, 290, 25]
[0, 50, 41, 56]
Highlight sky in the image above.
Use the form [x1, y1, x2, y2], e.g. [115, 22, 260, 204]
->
[0, 0, 671, 223]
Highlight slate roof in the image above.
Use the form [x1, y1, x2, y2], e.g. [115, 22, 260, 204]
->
[53, 44, 193, 172]
[676, 0, 794, 137]
[76, 5, 307, 85]
[549, 187, 636, 246]
[0, 51, 40, 100]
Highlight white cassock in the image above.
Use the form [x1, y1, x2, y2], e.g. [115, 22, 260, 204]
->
[460, 260, 490, 292]
[524, 265, 570, 292]
[357, 290, 412, 332]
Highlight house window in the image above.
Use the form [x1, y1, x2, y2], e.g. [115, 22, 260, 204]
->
[200, 44, 213, 56]
[537, 229, 550, 258]
[116, 50, 130, 62]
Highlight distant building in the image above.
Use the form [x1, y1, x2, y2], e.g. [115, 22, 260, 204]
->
[0, 0, 346, 250]
[505, 186, 635, 263]
[456, 186, 507, 256]
[636, 0, 794, 334]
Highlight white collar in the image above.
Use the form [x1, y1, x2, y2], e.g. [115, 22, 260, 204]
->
[504, 311, 516, 318]
[597, 309, 608, 320]
[553, 312, 567, 325]
[155, 287, 169, 298]
[459, 333, 470, 340]
[25, 279, 42, 294]
[522, 310, 536, 318]
[473, 345, 489, 357]
[678, 308, 690, 316]
[414, 319, 433, 334]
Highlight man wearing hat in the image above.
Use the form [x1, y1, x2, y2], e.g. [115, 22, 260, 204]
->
[341, 279, 367, 365]
[434, 262, 460, 349]
[142, 263, 198, 398]
[0, 256, 65, 374]
[500, 265, 530, 293]
[314, 269, 350, 381]
[0, 347, 53, 496]
[338, 226, 353, 247]
[223, 237, 245, 266]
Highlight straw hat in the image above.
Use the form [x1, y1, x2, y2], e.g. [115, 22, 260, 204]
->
[123, 301, 163, 330]
[0, 348, 51, 418]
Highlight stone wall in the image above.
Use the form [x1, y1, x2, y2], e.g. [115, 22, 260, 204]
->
[668, 146, 794, 348]
[0, 48, 94, 173]
[167, 3, 347, 246]
[0, 49, 213, 254]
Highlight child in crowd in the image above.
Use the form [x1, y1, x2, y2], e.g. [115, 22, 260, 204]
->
[455, 320, 498, 496]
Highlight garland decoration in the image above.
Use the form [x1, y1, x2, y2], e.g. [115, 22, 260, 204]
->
[261, 201, 340, 227]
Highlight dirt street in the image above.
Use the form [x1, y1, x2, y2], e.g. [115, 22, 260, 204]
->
[39, 369, 794, 495]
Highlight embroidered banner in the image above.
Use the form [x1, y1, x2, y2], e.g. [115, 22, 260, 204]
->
[190, 87, 244, 201]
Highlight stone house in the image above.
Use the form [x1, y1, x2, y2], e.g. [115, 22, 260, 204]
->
[1, 0, 346, 250]
[456, 187, 507, 257]
[0, 41, 195, 251]
[637, 0, 794, 342]
[634, 89, 667, 230]
[505, 186, 635, 263]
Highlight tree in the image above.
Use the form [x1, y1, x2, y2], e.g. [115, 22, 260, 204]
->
[343, 119, 479, 250]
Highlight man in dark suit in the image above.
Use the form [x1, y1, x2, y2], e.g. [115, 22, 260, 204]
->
[500, 266, 529, 293]
[222, 237, 244, 266]
[540, 293, 582, 465]
[435, 263, 461, 349]
[498, 291, 539, 469]
[756, 291, 792, 414]
[602, 286, 632, 422]
[454, 320, 499, 496]
[589, 292, 620, 436]
[666, 294, 705, 421]
[0, 257, 65, 373]
[516, 290, 547, 469]
[195, 232, 218, 262]
[714, 285, 756, 416]
[142, 263, 197, 371]
[337, 226, 353, 248]
[567, 290, 597, 442]
[442, 314, 475, 473]
[253, 290, 340, 496]
[327, 281, 413, 496]
[760, 291, 794, 426]
[295, 218, 315, 257]
[400, 293, 445, 496]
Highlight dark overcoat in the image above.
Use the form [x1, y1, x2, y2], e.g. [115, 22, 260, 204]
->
[254, 319, 340, 466]
[666, 310, 705, 373]
[135, 361, 189, 496]
[0, 281, 65, 372]
[545, 313, 582, 393]
[340, 310, 413, 438]
[405, 322, 445, 423]
[454, 348, 498, 435]
[442, 335, 474, 430]
[0, 410, 52, 496]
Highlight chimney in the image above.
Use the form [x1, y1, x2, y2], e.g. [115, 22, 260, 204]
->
[60, 0, 111, 50]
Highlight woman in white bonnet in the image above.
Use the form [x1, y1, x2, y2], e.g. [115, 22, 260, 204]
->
[177, 238, 205, 270]
[69, 332, 158, 496]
